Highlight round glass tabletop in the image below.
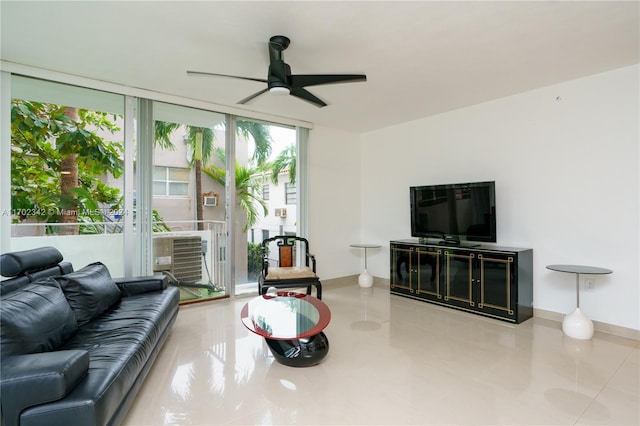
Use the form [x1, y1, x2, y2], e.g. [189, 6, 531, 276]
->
[546, 264, 612, 275]
[241, 292, 331, 340]
[350, 244, 382, 249]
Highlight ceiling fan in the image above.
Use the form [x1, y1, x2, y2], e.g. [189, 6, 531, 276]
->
[187, 35, 367, 108]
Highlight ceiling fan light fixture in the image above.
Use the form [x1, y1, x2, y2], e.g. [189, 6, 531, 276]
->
[269, 86, 290, 96]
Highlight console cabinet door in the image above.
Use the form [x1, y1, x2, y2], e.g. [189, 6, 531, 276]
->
[444, 249, 475, 309]
[415, 247, 442, 301]
[390, 244, 414, 294]
[476, 253, 516, 321]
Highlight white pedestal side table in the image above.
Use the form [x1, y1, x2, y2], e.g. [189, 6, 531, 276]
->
[350, 244, 381, 288]
[546, 264, 612, 340]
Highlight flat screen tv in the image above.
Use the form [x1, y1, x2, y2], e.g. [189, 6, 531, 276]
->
[410, 181, 496, 246]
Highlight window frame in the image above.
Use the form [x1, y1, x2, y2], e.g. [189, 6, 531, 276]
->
[285, 182, 296, 205]
[153, 166, 190, 197]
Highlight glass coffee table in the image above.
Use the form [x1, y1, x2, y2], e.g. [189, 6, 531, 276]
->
[240, 292, 331, 367]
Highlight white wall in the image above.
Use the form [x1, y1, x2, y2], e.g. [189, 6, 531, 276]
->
[308, 125, 363, 280]
[358, 65, 639, 331]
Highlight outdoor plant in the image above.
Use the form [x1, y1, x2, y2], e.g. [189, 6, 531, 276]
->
[11, 100, 170, 233]
[11, 100, 123, 233]
[247, 241, 265, 280]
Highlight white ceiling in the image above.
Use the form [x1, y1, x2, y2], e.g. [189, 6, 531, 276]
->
[1, 1, 638, 133]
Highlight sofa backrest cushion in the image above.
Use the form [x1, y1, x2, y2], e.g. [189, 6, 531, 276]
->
[1, 277, 78, 357]
[29, 262, 74, 281]
[55, 262, 122, 326]
[0, 275, 31, 296]
[0, 246, 64, 277]
[0, 262, 74, 296]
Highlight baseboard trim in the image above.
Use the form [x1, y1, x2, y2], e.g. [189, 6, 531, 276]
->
[322, 275, 360, 288]
[323, 275, 391, 289]
[534, 307, 639, 341]
[324, 276, 639, 341]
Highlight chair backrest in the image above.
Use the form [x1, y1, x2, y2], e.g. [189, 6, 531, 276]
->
[278, 244, 294, 267]
[262, 235, 310, 268]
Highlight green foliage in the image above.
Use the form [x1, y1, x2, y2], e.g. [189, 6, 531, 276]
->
[10, 100, 124, 226]
[236, 119, 273, 166]
[203, 148, 268, 231]
[247, 241, 265, 280]
[154, 121, 180, 151]
[270, 144, 296, 184]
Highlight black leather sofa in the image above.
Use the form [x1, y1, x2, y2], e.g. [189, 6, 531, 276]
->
[0, 246, 180, 426]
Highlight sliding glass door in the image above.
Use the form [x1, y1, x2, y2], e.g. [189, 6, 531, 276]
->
[150, 102, 228, 303]
[234, 120, 298, 295]
[2, 73, 308, 301]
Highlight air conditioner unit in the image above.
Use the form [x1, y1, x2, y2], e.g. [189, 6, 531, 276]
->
[153, 235, 202, 283]
[203, 196, 218, 207]
[275, 208, 287, 218]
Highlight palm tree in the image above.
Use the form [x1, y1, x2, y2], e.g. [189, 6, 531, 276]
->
[59, 107, 80, 234]
[185, 127, 214, 230]
[153, 119, 273, 230]
[237, 120, 272, 166]
[269, 144, 296, 184]
[203, 148, 268, 231]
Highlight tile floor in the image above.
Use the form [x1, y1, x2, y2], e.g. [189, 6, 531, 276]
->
[124, 282, 639, 425]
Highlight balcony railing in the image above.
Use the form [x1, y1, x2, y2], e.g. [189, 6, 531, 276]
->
[8, 221, 227, 302]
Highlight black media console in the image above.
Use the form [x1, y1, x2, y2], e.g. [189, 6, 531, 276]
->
[390, 239, 533, 323]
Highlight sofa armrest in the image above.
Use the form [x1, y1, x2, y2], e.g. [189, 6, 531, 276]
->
[114, 275, 168, 296]
[0, 350, 89, 426]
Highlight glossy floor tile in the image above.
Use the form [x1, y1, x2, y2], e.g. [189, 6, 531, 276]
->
[124, 282, 639, 425]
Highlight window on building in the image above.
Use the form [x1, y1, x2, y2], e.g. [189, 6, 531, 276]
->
[262, 183, 270, 201]
[285, 182, 296, 205]
[153, 166, 189, 196]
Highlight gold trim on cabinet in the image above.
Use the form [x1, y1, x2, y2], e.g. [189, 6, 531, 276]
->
[415, 248, 441, 298]
[445, 251, 474, 306]
[390, 246, 414, 293]
[477, 255, 513, 315]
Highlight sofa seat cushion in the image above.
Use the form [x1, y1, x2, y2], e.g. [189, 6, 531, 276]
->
[56, 262, 122, 326]
[1, 278, 78, 357]
[19, 289, 179, 426]
[265, 266, 317, 280]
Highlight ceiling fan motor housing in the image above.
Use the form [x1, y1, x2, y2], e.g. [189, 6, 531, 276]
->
[268, 36, 292, 93]
[268, 61, 292, 92]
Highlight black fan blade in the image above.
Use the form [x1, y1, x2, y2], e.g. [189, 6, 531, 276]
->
[186, 71, 268, 84]
[290, 74, 367, 88]
[290, 87, 327, 108]
[238, 88, 269, 105]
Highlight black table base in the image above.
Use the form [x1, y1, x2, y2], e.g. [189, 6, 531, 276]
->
[265, 332, 329, 367]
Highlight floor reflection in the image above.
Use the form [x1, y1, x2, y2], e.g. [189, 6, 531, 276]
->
[124, 281, 639, 426]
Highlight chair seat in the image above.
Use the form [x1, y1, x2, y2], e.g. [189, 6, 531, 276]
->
[265, 266, 317, 280]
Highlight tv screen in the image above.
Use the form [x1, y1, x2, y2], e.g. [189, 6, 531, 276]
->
[410, 181, 496, 245]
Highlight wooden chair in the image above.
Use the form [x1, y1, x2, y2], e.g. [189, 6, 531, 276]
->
[258, 235, 322, 299]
